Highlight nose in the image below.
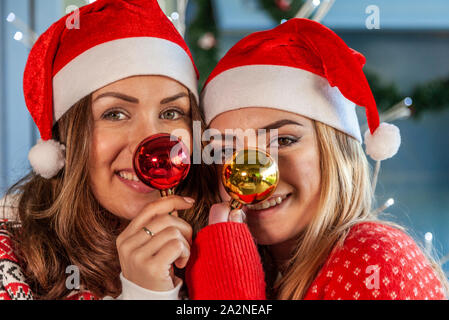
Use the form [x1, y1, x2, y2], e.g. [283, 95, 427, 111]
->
[127, 118, 159, 156]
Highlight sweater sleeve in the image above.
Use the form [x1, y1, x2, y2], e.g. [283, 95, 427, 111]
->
[102, 273, 182, 300]
[304, 222, 447, 300]
[185, 222, 266, 300]
[0, 219, 34, 300]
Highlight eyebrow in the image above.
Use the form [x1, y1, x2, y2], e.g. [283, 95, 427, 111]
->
[92, 92, 189, 105]
[210, 120, 303, 143]
[260, 119, 303, 131]
[93, 92, 139, 103]
[160, 92, 189, 105]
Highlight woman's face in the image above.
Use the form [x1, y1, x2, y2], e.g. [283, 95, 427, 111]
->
[210, 108, 321, 245]
[89, 75, 192, 220]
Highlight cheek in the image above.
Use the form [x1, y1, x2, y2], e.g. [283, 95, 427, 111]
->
[169, 124, 193, 155]
[298, 150, 321, 190]
[280, 146, 321, 194]
[89, 127, 123, 169]
[215, 165, 231, 202]
[218, 180, 231, 202]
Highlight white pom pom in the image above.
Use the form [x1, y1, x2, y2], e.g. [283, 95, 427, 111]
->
[364, 123, 401, 161]
[28, 139, 66, 179]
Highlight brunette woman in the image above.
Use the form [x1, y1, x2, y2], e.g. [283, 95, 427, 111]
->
[0, 0, 215, 300]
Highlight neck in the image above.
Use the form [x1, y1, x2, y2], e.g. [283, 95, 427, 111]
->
[268, 237, 299, 274]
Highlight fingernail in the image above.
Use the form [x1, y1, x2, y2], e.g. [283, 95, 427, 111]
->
[229, 210, 243, 223]
[184, 197, 195, 204]
[241, 211, 246, 222]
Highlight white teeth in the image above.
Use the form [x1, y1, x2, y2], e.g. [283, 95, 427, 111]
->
[247, 194, 289, 211]
[119, 171, 140, 182]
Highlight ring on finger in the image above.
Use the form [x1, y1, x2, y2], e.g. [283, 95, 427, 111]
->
[143, 227, 154, 237]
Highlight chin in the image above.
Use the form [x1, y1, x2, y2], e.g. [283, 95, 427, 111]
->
[121, 191, 161, 215]
[247, 226, 287, 245]
[103, 200, 144, 221]
[248, 217, 304, 246]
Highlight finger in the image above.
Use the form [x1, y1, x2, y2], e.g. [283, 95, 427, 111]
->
[147, 214, 193, 245]
[208, 202, 231, 225]
[120, 214, 193, 254]
[229, 208, 245, 223]
[134, 226, 191, 260]
[169, 210, 178, 217]
[152, 238, 190, 270]
[241, 206, 248, 223]
[122, 196, 194, 239]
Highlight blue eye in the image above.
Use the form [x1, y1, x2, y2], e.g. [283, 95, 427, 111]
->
[102, 109, 128, 121]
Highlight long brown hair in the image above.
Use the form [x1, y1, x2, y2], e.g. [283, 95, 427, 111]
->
[260, 120, 449, 299]
[3, 92, 216, 299]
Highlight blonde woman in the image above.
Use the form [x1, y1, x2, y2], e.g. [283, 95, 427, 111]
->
[185, 18, 448, 300]
[0, 0, 216, 300]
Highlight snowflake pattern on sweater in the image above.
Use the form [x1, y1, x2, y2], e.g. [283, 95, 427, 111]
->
[0, 220, 97, 300]
[303, 222, 447, 300]
[186, 221, 447, 300]
[1, 217, 447, 300]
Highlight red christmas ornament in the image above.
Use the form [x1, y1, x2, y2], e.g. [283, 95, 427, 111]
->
[133, 133, 190, 196]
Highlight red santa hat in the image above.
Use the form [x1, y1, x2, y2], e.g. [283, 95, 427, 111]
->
[202, 18, 400, 161]
[24, 0, 199, 179]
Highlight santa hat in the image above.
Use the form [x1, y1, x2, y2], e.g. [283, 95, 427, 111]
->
[202, 18, 400, 162]
[24, 0, 199, 179]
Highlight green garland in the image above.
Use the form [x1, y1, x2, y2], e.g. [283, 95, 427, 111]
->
[185, 0, 219, 89]
[403, 76, 449, 118]
[365, 70, 449, 117]
[186, 0, 449, 117]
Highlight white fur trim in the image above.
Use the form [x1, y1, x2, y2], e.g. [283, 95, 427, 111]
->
[202, 65, 362, 142]
[28, 139, 66, 179]
[53, 37, 198, 122]
[364, 122, 401, 161]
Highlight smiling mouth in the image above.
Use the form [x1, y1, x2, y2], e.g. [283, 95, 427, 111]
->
[246, 193, 291, 211]
[115, 170, 155, 194]
[116, 170, 140, 182]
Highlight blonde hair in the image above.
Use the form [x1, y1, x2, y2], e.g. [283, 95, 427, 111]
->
[260, 120, 449, 299]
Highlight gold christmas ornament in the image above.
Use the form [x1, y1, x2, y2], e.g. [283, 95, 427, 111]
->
[222, 149, 279, 210]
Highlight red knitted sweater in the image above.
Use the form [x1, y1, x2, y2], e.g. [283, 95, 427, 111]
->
[1, 219, 446, 300]
[186, 221, 447, 300]
[0, 220, 96, 300]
